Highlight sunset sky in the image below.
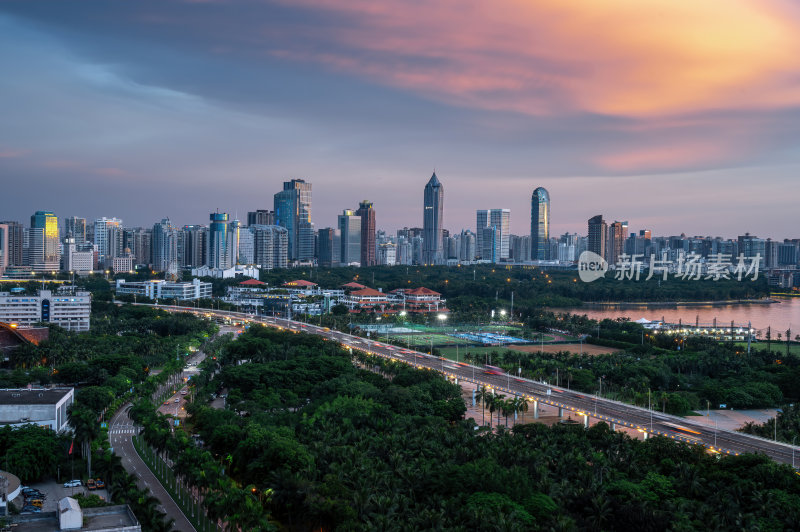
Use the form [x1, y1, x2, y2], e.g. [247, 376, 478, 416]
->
[2, 0, 799, 238]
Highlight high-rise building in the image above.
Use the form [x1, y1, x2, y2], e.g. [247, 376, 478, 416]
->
[250, 225, 288, 270]
[738, 234, 766, 260]
[422, 172, 444, 265]
[0, 223, 8, 275]
[356, 200, 376, 267]
[459, 229, 476, 262]
[30, 211, 60, 272]
[477, 209, 510, 263]
[588, 215, 607, 259]
[377, 242, 397, 265]
[606, 221, 628, 265]
[207, 212, 231, 269]
[274, 179, 313, 261]
[228, 219, 241, 266]
[123, 228, 151, 267]
[0, 221, 24, 267]
[338, 209, 361, 265]
[152, 218, 179, 272]
[179, 225, 207, 268]
[531, 187, 550, 260]
[247, 210, 274, 226]
[62, 217, 87, 246]
[317, 228, 341, 268]
[94, 217, 123, 268]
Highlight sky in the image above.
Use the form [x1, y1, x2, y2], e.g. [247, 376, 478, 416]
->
[1, 0, 800, 239]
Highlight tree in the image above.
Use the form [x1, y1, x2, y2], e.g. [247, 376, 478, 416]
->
[67, 405, 100, 477]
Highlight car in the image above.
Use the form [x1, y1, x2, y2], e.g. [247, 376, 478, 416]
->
[87, 479, 96, 490]
[163, 401, 170, 405]
[63, 480, 82, 488]
[180, 390, 187, 395]
[94, 479, 105, 489]
[21, 506, 41, 513]
[174, 398, 180, 403]
[22, 488, 43, 497]
[28, 499, 43, 508]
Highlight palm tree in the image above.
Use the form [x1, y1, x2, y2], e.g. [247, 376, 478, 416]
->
[477, 386, 490, 427]
[67, 405, 100, 477]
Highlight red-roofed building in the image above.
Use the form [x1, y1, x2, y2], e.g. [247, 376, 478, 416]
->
[239, 279, 265, 286]
[0, 323, 49, 358]
[341, 282, 367, 290]
[395, 287, 447, 313]
[344, 287, 389, 312]
[283, 280, 318, 288]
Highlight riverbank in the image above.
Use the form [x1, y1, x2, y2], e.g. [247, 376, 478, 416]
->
[576, 298, 776, 309]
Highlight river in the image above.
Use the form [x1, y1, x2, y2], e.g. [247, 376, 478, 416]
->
[563, 297, 800, 335]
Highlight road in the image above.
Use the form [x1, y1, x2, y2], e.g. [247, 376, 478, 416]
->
[108, 405, 196, 532]
[146, 304, 799, 467]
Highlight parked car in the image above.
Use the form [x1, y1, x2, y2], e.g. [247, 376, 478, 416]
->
[22, 488, 43, 497]
[87, 479, 96, 490]
[21, 505, 41, 513]
[63, 479, 82, 488]
[28, 499, 43, 508]
[94, 479, 105, 489]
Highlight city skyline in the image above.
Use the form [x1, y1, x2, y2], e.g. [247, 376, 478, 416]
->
[1, 2, 800, 238]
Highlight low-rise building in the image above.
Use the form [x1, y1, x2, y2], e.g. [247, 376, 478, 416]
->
[0, 290, 91, 331]
[191, 264, 260, 279]
[0, 388, 74, 432]
[115, 278, 212, 301]
[11, 500, 140, 531]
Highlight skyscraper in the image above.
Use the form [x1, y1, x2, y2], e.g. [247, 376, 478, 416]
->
[317, 228, 341, 268]
[207, 212, 231, 269]
[94, 217, 123, 268]
[356, 200, 376, 267]
[274, 179, 313, 261]
[0, 223, 8, 274]
[531, 187, 550, 260]
[476, 209, 510, 263]
[588, 215, 607, 259]
[63, 216, 87, 246]
[152, 218, 179, 272]
[247, 210, 274, 226]
[338, 209, 361, 265]
[422, 172, 444, 265]
[606, 221, 628, 265]
[30, 211, 60, 272]
[0, 221, 24, 266]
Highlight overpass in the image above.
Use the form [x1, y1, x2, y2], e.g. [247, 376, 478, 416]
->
[145, 303, 799, 468]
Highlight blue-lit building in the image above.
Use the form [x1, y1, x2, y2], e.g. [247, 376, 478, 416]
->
[530, 187, 550, 260]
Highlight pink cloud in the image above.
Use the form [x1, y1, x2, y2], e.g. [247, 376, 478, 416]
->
[272, 0, 800, 118]
[0, 149, 29, 159]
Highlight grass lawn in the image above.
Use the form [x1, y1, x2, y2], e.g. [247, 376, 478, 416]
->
[731, 341, 800, 355]
[439, 345, 516, 361]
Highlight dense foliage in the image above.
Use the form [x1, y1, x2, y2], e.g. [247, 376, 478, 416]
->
[255, 265, 770, 316]
[135, 325, 799, 530]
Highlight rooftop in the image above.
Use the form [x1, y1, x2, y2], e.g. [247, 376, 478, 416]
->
[283, 280, 317, 287]
[239, 279, 266, 286]
[0, 388, 73, 405]
[11, 504, 140, 532]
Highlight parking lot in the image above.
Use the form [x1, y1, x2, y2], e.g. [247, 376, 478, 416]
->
[14, 478, 109, 513]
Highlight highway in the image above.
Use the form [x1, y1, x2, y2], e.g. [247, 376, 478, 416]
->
[150, 304, 799, 468]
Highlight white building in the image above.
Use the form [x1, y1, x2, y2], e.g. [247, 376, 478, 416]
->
[0, 388, 74, 432]
[112, 255, 135, 274]
[0, 290, 91, 331]
[93, 217, 123, 268]
[377, 242, 396, 265]
[115, 278, 212, 301]
[191, 264, 260, 279]
[62, 239, 94, 273]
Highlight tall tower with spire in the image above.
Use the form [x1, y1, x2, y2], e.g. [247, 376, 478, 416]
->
[422, 172, 444, 265]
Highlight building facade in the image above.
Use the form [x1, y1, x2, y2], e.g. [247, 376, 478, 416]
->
[531, 187, 550, 260]
[356, 200, 376, 267]
[588, 215, 607, 260]
[115, 278, 212, 301]
[422, 172, 444, 265]
[29, 211, 60, 272]
[0, 290, 91, 331]
[338, 209, 361, 265]
[274, 179, 314, 261]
